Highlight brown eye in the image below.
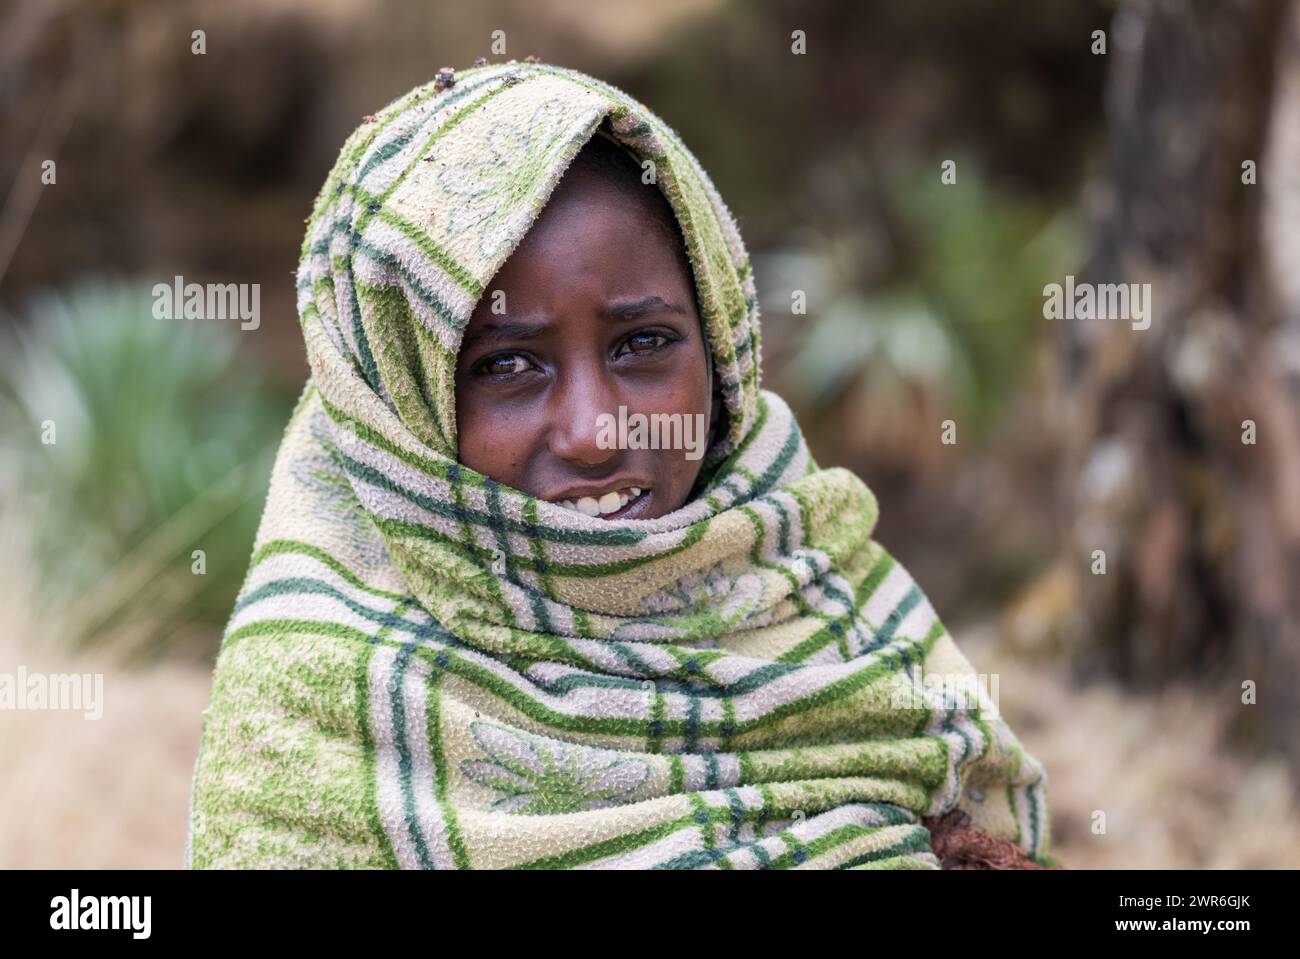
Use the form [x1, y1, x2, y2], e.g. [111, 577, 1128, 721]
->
[478, 353, 534, 376]
[617, 332, 670, 356]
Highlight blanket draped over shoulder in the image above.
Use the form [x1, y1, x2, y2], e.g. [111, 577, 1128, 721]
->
[186, 62, 1051, 869]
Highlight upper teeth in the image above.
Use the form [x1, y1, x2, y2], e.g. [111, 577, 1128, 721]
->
[554, 487, 642, 516]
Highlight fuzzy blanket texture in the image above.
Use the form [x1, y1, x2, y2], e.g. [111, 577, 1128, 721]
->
[186, 62, 1051, 869]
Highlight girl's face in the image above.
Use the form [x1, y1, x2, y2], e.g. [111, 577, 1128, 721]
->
[454, 162, 719, 520]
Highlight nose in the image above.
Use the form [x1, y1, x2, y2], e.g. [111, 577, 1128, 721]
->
[545, 360, 621, 469]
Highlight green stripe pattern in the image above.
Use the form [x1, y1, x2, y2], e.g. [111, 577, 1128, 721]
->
[186, 63, 1049, 870]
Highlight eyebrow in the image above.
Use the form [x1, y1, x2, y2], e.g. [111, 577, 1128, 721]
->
[600, 296, 689, 321]
[463, 296, 688, 347]
[462, 319, 549, 347]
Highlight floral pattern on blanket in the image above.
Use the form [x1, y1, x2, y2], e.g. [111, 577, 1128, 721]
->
[435, 97, 577, 260]
[461, 721, 650, 814]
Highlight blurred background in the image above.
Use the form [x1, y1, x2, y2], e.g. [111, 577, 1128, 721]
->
[3, 0, 1299, 868]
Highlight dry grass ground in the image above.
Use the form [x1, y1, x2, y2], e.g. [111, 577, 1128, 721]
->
[962, 626, 1300, 869]
[0, 513, 211, 869]
[0, 614, 211, 869]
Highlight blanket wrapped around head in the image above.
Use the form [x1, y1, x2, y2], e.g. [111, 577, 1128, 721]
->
[186, 61, 1051, 869]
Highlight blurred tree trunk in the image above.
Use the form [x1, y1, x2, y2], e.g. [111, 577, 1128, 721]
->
[1061, 0, 1300, 782]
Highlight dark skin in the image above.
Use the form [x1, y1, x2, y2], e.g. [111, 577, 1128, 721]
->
[454, 162, 721, 520]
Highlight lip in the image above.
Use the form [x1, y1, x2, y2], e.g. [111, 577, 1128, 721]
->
[541, 481, 654, 520]
[601, 487, 652, 520]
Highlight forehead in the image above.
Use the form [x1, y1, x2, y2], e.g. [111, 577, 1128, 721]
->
[485, 166, 692, 295]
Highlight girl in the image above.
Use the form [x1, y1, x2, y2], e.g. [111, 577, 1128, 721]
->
[187, 61, 1053, 870]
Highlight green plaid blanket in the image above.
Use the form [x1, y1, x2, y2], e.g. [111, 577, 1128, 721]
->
[186, 62, 1050, 869]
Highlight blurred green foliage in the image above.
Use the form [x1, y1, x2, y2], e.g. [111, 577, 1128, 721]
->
[779, 160, 1080, 436]
[0, 281, 296, 660]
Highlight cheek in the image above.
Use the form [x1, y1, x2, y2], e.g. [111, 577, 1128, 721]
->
[458, 430, 527, 483]
[455, 388, 529, 476]
[657, 382, 712, 492]
[642, 337, 712, 412]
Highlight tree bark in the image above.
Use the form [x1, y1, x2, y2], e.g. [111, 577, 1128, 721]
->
[1061, 0, 1300, 783]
